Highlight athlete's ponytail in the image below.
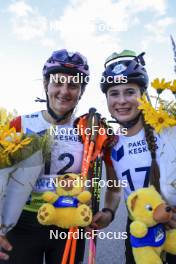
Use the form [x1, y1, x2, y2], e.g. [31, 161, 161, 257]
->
[142, 114, 160, 192]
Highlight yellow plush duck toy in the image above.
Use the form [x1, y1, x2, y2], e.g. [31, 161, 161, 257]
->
[127, 186, 176, 264]
[37, 173, 92, 228]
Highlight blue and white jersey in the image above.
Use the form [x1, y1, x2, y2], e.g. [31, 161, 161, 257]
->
[111, 129, 160, 199]
[21, 111, 83, 212]
[22, 111, 83, 178]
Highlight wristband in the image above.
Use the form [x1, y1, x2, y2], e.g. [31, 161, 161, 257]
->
[102, 208, 115, 222]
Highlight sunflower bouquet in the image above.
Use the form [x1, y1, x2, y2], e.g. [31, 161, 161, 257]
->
[138, 79, 176, 207]
[138, 78, 176, 133]
[0, 108, 49, 235]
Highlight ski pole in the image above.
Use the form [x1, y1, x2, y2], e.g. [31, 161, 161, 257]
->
[61, 108, 97, 264]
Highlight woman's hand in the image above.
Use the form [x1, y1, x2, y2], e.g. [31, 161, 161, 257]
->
[0, 236, 12, 260]
[87, 210, 113, 231]
[167, 211, 176, 229]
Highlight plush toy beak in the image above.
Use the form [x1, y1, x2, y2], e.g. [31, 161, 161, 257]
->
[153, 203, 173, 223]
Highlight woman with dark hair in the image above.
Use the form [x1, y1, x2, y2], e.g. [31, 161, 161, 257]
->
[0, 49, 120, 263]
[100, 50, 176, 264]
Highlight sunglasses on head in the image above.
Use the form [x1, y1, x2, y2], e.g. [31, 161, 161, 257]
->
[51, 50, 87, 66]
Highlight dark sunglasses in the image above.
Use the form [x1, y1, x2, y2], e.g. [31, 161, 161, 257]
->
[51, 49, 87, 66]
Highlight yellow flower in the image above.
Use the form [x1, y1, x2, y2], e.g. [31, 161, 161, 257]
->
[138, 95, 155, 116]
[138, 96, 176, 133]
[3, 131, 32, 153]
[146, 107, 176, 133]
[151, 78, 171, 94]
[169, 80, 176, 94]
[0, 126, 16, 141]
[0, 126, 14, 144]
[0, 108, 45, 168]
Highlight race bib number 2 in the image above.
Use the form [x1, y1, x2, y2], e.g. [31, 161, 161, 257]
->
[57, 153, 74, 174]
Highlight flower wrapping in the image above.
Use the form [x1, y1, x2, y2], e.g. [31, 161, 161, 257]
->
[159, 127, 176, 206]
[0, 108, 50, 235]
[0, 150, 43, 235]
[0, 166, 17, 228]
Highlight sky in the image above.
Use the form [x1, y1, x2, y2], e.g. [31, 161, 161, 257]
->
[0, 0, 176, 119]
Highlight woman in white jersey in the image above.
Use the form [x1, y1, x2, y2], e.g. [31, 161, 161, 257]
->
[100, 50, 176, 264]
[0, 49, 120, 263]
